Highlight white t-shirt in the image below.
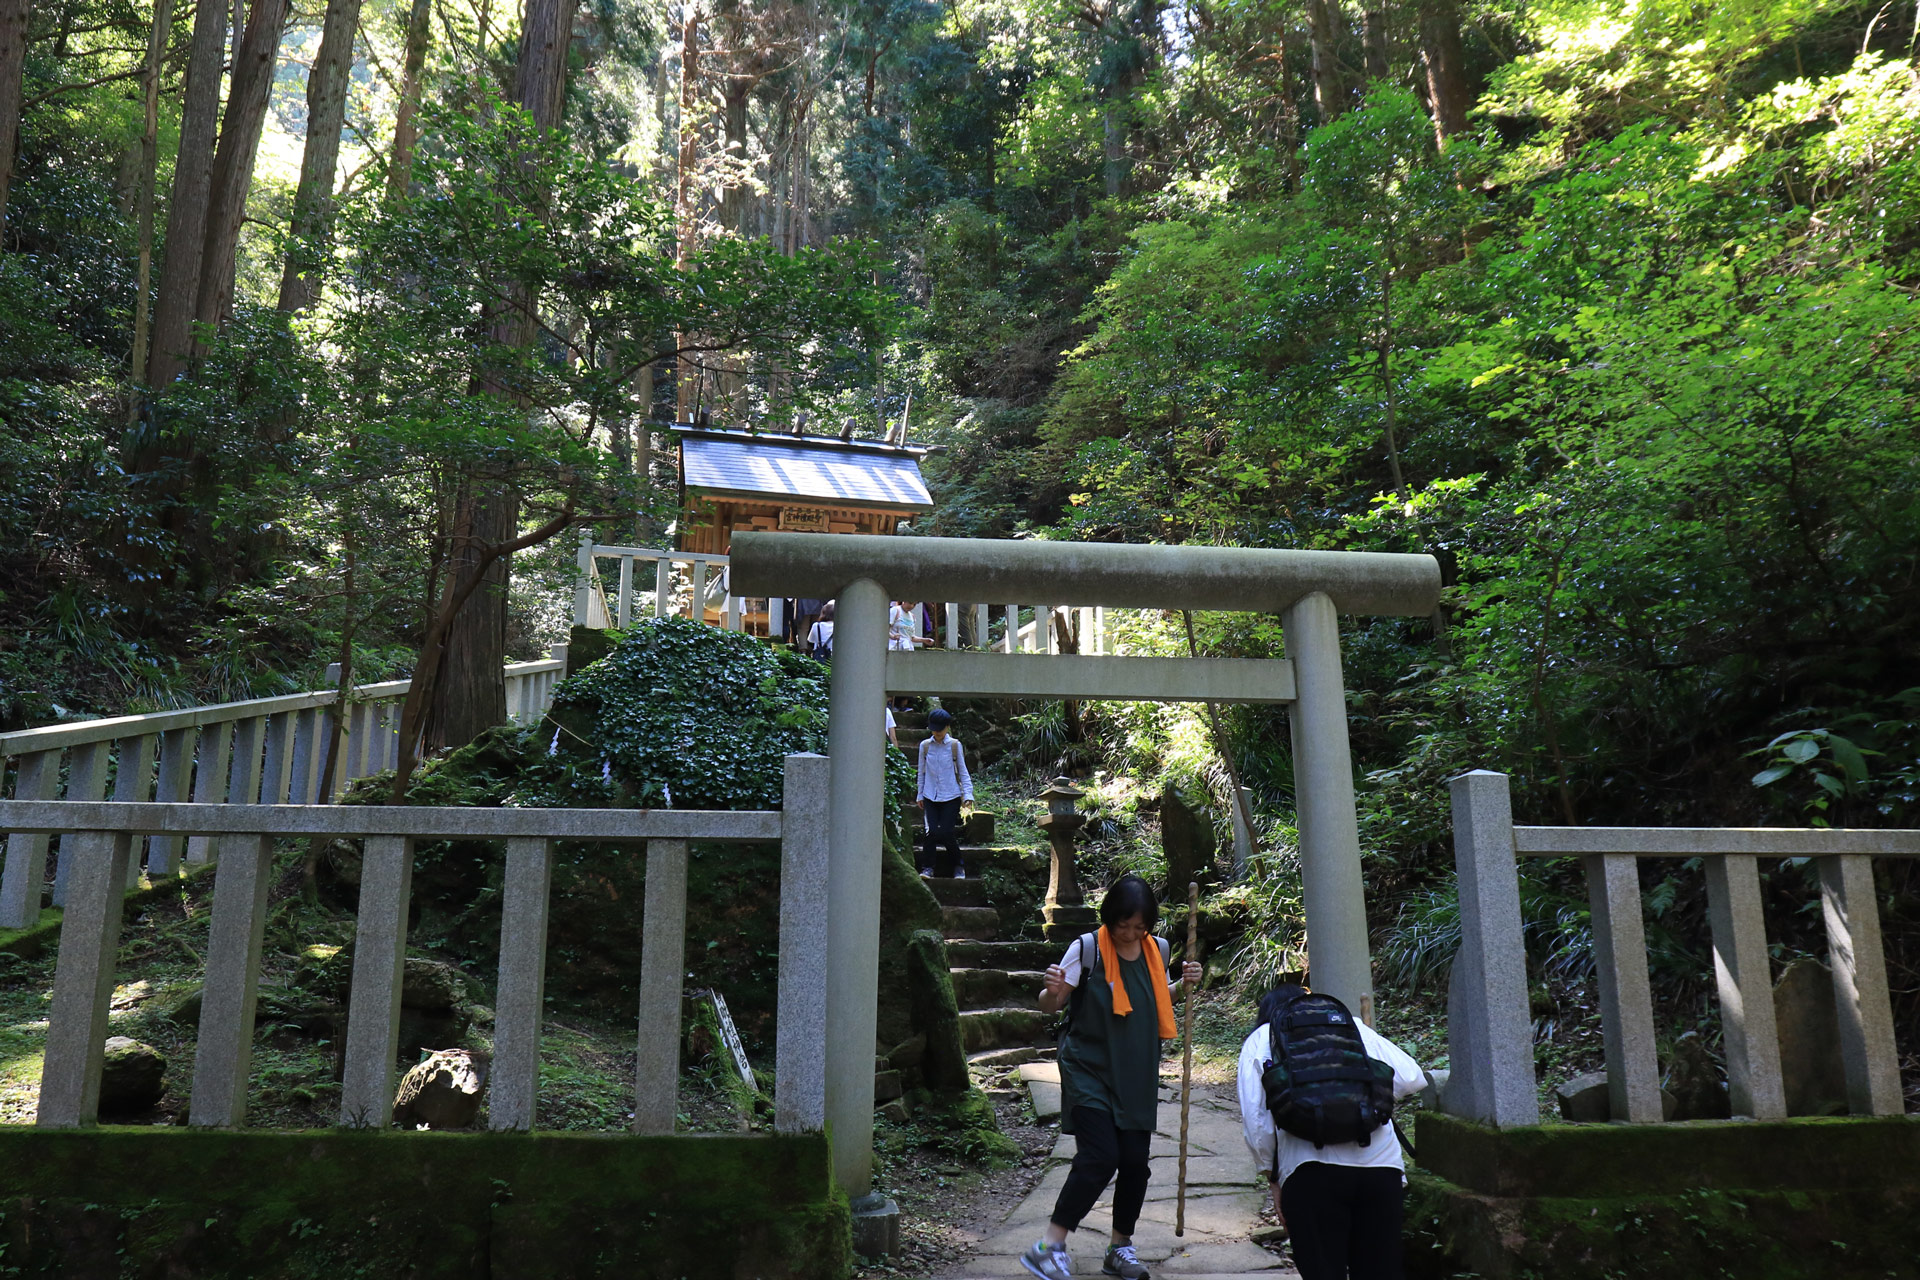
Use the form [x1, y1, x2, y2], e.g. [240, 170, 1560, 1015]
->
[1055, 932, 1179, 1000]
[1236, 1016, 1425, 1186]
[889, 603, 918, 650]
[807, 619, 834, 652]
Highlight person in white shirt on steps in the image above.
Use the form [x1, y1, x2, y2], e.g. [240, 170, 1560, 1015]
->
[915, 708, 972, 878]
[1236, 986, 1426, 1280]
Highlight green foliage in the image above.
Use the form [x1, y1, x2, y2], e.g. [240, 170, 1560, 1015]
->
[532, 617, 829, 810]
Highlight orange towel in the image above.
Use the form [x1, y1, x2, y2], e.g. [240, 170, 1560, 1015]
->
[1097, 924, 1178, 1040]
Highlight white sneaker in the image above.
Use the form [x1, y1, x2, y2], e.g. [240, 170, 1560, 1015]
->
[1021, 1240, 1073, 1280]
[954, 866, 968, 879]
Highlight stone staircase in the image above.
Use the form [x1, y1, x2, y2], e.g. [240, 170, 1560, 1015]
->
[923, 846, 1060, 1063]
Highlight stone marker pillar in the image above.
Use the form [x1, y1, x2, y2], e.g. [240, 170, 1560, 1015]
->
[826, 578, 889, 1193]
[1704, 854, 1787, 1118]
[1445, 771, 1539, 1127]
[1586, 852, 1661, 1122]
[1819, 854, 1903, 1115]
[1281, 591, 1374, 1020]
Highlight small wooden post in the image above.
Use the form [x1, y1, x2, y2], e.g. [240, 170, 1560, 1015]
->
[1176, 881, 1199, 1237]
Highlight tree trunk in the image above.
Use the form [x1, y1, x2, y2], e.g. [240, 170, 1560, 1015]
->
[194, 0, 292, 344]
[427, 0, 577, 752]
[128, 0, 175, 396]
[1418, 0, 1469, 144]
[0, 0, 29, 239]
[674, 2, 700, 421]
[1273, 13, 1300, 188]
[1306, 0, 1345, 124]
[1102, 106, 1124, 197]
[387, 0, 432, 199]
[1361, 6, 1387, 81]
[719, 74, 749, 232]
[145, 0, 229, 389]
[278, 0, 363, 311]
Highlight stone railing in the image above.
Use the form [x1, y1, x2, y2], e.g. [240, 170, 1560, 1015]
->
[0, 657, 565, 929]
[1444, 769, 1916, 1128]
[573, 536, 1109, 653]
[1, 752, 830, 1135]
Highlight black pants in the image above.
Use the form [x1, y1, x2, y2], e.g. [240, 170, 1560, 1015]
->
[1050, 1105, 1151, 1237]
[1280, 1163, 1405, 1280]
[920, 797, 963, 876]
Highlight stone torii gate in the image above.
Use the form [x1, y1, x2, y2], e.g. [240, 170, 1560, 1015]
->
[730, 534, 1441, 1193]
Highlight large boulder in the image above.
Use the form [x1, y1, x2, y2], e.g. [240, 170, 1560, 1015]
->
[99, 1037, 167, 1115]
[392, 1048, 489, 1130]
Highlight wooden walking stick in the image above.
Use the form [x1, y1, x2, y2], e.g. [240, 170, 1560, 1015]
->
[1175, 880, 1200, 1238]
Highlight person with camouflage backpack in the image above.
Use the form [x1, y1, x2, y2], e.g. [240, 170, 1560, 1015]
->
[1236, 985, 1426, 1280]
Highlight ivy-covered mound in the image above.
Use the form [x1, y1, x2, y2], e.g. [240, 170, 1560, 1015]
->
[533, 617, 831, 809]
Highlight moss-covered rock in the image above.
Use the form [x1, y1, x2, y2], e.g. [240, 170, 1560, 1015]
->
[0, 1128, 848, 1279]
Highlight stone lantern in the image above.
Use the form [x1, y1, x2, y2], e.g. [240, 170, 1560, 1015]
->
[1037, 777, 1097, 942]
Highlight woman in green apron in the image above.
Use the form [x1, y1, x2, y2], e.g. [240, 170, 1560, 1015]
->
[1025, 874, 1202, 1280]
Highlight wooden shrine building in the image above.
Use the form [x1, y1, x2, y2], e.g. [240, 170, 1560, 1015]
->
[673, 423, 934, 555]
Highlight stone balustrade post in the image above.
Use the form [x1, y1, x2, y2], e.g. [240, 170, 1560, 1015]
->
[37, 829, 134, 1126]
[632, 839, 689, 1134]
[776, 753, 831, 1134]
[339, 836, 414, 1127]
[1820, 854, 1902, 1115]
[491, 837, 555, 1131]
[186, 721, 234, 864]
[1586, 852, 1661, 1122]
[1444, 771, 1539, 1127]
[190, 834, 275, 1127]
[0, 749, 58, 927]
[1704, 854, 1787, 1118]
[54, 742, 112, 906]
[112, 734, 157, 887]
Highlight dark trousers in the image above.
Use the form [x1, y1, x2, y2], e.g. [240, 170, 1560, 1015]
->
[920, 797, 963, 876]
[1050, 1105, 1151, 1237]
[1280, 1163, 1405, 1280]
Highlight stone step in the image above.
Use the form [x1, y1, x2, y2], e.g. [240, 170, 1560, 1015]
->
[967, 1045, 1056, 1069]
[941, 906, 1000, 941]
[958, 1006, 1054, 1054]
[946, 938, 1059, 971]
[926, 877, 989, 907]
[949, 967, 1046, 1012]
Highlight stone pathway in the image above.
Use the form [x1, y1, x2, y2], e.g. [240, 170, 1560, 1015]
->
[932, 1075, 1297, 1280]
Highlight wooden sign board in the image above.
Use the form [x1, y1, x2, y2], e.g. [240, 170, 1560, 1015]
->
[778, 507, 830, 533]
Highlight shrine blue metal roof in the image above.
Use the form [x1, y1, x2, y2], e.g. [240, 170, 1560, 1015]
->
[677, 428, 933, 512]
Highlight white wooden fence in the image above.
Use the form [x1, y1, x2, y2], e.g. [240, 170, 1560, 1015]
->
[575, 536, 1110, 654]
[0, 656, 564, 929]
[0, 752, 830, 1134]
[1443, 769, 1915, 1129]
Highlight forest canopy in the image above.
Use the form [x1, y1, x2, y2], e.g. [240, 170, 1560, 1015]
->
[0, 0, 1914, 861]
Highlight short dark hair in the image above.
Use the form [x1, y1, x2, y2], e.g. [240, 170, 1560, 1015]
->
[1257, 985, 1309, 1031]
[927, 708, 953, 729]
[1100, 873, 1159, 929]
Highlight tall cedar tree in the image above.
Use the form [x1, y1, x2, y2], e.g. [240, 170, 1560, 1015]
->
[0, 0, 27, 236]
[145, 0, 229, 390]
[195, 0, 292, 344]
[423, 0, 579, 753]
[279, 0, 365, 311]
